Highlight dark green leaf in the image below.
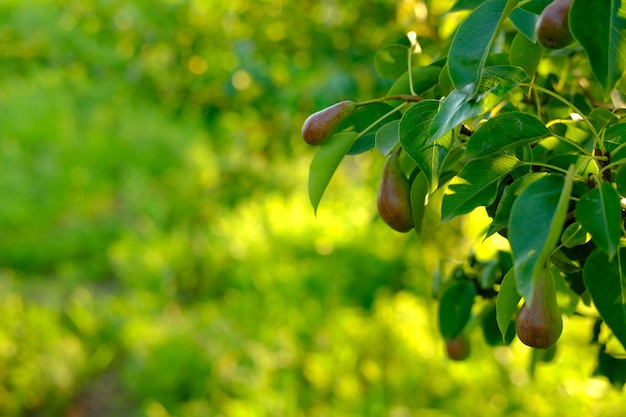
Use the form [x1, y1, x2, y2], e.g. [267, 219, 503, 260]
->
[575, 183, 622, 260]
[375, 120, 400, 156]
[347, 133, 375, 155]
[410, 171, 429, 236]
[464, 112, 549, 160]
[496, 269, 521, 341]
[570, 0, 626, 95]
[448, 0, 517, 91]
[616, 164, 626, 196]
[336, 102, 400, 134]
[374, 44, 409, 79]
[308, 132, 359, 213]
[400, 100, 453, 191]
[441, 154, 520, 222]
[519, 0, 551, 14]
[429, 66, 527, 143]
[583, 248, 626, 351]
[594, 344, 626, 388]
[508, 8, 539, 42]
[487, 172, 547, 237]
[439, 281, 477, 340]
[509, 168, 575, 301]
[606, 123, 626, 163]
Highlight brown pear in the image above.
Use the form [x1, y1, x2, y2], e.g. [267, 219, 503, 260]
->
[301, 100, 356, 145]
[535, 0, 574, 50]
[516, 270, 563, 349]
[446, 334, 470, 361]
[376, 148, 413, 232]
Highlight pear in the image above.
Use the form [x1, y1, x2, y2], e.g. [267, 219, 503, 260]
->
[301, 100, 356, 145]
[377, 148, 413, 232]
[516, 269, 563, 349]
[446, 334, 470, 361]
[535, 0, 574, 50]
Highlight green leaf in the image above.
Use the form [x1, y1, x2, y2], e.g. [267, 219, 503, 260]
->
[583, 248, 626, 351]
[375, 120, 400, 156]
[337, 102, 399, 134]
[560, 221, 589, 248]
[570, 0, 626, 95]
[508, 8, 539, 42]
[429, 66, 527, 143]
[399, 100, 453, 192]
[439, 281, 477, 340]
[605, 123, 626, 162]
[496, 269, 521, 341]
[448, 0, 517, 91]
[450, 0, 487, 11]
[374, 44, 409, 79]
[441, 154, 520, 222]
[308, 132, 359, 213]
[487, 172, 548, 237]
[386, 66, 442, 97]
[509, 167, 575, 302]
[509, 32, 543, 76]
[410, 171, 429, 236]
[616, 164, 626, 196]
[575, 183, 622, 260]
[347, 133, 375, 155]
[595, 344, 626, 388]
[464, 112, 549, 160]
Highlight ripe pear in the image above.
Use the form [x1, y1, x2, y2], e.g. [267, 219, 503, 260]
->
[516, 270, 563, 349]
[535, 0, 574, 50]
[446, 334, 470, 361]
[301, 100, 356, 145]
[376, 148, 413, 232]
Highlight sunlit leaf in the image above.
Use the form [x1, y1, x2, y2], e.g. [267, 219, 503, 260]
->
[583, 248, 626, 351]
[448, 0, 517, 91]
[375, 44, 409, 79]
[509, 167, 575, 302]
[439, 281, 477, 340]
[399, 100, 453, 192]
[496, 269, 521, 341]
[575, 183, 622, 260]
[464, 112, 549, 160]
[441, 154, 520, 222]
[308, 132, 359, 213]
[570, 0, 626, 95]
[560, 221, 589, 248]
[429, 66, 527, 143]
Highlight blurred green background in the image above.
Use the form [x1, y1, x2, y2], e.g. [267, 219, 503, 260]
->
[0, 0, 624, 416]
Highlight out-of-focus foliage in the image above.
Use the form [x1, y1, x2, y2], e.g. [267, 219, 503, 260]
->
[0, 0, 625, 416]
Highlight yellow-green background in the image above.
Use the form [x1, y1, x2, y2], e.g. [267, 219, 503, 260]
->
[0, 0, 624, 415]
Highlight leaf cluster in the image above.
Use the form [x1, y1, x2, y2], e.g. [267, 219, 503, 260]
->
[304, 0, 626, 383]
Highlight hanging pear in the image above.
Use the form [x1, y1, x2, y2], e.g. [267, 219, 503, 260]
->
[535, 0, 574, 50]
[516, 269, 563, 349]
[301, 100, 356, 145]
[377, 148, 413, 232]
